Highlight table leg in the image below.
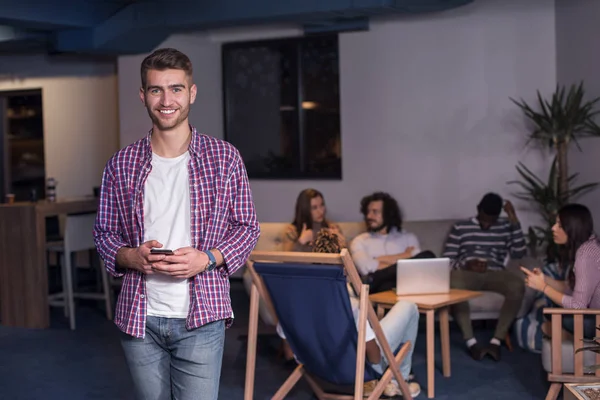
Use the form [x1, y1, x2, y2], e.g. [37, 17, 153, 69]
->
[439, 307, 451, 377]
[426, 309, 435, 398]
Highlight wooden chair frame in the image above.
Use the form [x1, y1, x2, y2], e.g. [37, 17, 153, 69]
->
[243, 249, 413, 400]
[543, 308, 600, 400]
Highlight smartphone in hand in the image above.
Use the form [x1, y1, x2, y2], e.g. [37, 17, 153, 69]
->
[150, 248, 174, 255]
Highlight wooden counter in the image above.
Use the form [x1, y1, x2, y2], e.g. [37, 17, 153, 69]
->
[0, 197, 98, 328]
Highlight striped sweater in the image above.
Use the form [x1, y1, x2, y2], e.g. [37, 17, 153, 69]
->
[442, 217, 527, 270]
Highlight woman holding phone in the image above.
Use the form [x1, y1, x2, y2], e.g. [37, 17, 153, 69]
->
[522, 203, 600, 338]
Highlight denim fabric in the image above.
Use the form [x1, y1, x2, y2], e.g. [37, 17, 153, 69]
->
[370, 300, 419, 380]
[120, 317, 225, 400]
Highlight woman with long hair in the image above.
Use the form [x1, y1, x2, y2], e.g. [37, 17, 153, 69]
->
[282, 188, 346, 252]
[522, 203, 600, 338]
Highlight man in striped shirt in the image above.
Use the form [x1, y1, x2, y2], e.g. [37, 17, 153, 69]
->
[94, 48, 259, 400]
[442, 192, 526, 362]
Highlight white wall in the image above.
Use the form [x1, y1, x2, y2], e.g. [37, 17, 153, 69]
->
[118, 0, 557, 228]
[0, 54, 119, 198]
[118, 34, 223, 146]
[556, 0, 600, 225]
[118, 25, 302, 146]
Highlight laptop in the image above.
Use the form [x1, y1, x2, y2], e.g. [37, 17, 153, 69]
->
[395, 257, 451, 296]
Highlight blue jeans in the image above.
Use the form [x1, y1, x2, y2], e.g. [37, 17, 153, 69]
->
[120, 317, 226, 400]
[370, 300, 419, 380]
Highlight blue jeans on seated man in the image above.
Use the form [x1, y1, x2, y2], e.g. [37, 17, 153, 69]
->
[120, 316, 226, 400]
[370, 300, 420, 381]
[275, 300, 419, 381]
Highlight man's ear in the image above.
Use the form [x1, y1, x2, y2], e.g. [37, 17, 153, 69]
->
[190, 83, 197, 104]
[139, 87, 145, 105]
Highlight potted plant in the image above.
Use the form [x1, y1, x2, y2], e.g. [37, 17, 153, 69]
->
[509, 82, 600, 257]
[508, 157, 597, 260]
[575, 325, 600, 373]
[511, 82, 600, 203]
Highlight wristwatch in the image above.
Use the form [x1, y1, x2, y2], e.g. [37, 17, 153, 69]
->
[204, 250, 217, 272]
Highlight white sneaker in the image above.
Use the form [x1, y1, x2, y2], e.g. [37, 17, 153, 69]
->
[384, 380, 421, 398]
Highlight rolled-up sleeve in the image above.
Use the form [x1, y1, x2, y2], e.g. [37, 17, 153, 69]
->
[93, 163, 128, 278]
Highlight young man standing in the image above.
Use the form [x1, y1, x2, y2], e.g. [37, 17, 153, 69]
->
[442, 192, 526, 362]
[94, 48, 260, 400]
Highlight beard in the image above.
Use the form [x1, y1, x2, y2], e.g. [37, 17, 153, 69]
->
[147, 105, 190, 132]
[366, 220, 386, 233]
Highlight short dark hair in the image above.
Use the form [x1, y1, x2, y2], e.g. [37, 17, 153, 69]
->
[140, 48, 193, 89]
[360, 192, 403, 232]
[478, 192, 503, 216]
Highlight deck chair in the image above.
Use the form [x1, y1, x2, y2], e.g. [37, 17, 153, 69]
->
[542, 308, 600, 400]
[244, 249, 414, 400]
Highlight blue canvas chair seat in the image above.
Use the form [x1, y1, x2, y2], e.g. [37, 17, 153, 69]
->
[256, 262, 379, 385]
[244, 250, 413, 400]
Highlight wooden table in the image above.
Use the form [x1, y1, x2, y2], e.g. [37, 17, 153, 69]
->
[564, 382, 600, 399]
[369, 289, 481, 398]
[0, 197, 98, 329]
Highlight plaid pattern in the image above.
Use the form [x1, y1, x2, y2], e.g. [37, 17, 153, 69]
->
[93, 128, 260, 338]
[562, 236, 600, 309]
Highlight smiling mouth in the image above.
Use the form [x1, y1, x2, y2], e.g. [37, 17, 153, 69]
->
[159, 109, 176, 115]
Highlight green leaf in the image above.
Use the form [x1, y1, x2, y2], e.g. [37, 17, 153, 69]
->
[510, 82, 600, 255]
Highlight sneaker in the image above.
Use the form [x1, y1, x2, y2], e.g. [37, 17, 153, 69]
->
[384, 380, 421, 398]
[363, 380, 378, 397]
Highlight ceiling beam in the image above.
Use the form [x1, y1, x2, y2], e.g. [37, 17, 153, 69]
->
[0, 0, 129, 30]
[52, 0, 473, 54]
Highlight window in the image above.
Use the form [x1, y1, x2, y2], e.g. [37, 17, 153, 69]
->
[0, 89, 46, 201]
[222, 34, 341, 179]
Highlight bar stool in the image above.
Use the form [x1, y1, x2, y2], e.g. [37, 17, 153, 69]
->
[47, 213, 112, 330]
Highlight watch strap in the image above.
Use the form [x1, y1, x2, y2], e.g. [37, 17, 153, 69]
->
[205, 250, 217, 271]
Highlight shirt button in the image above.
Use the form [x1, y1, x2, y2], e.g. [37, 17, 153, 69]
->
[140, 294, 145, 298]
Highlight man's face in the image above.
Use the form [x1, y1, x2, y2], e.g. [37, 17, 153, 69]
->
[477, 210, 499, 230]
[140, 68, 197, 133]
[365, 200, 386, 233]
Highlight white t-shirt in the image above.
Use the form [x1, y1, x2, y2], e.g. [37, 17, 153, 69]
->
[144, 151, 192, 318]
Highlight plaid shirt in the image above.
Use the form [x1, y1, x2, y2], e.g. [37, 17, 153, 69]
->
[93, 128, 260, 338]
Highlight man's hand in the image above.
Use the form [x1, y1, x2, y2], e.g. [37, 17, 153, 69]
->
[503, 200, 519, 224]
[152, 247, 209, 279]
[116, 240, 167, 274]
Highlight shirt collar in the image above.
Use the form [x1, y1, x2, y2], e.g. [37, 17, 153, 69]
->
[141, 125, 201, 162]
